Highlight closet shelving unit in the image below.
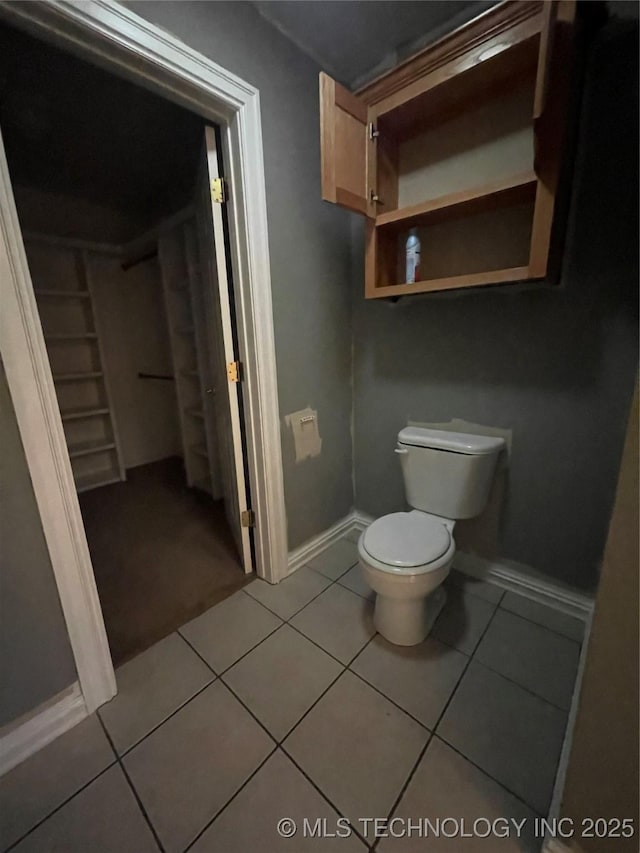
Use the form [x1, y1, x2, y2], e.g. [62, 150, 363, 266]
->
[158, 214, 220, 498]
[26, 234, 126, 493]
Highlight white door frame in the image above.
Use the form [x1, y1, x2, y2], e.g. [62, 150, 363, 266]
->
[0, 0, 288, 714]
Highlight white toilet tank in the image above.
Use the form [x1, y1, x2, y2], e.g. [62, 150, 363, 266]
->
[397, 427, 505, 520]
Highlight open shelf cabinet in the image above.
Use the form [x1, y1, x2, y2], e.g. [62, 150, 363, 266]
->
[26, 236, 126, 492]
[158, 215, 222, 499]
[319, 0, 579, 298]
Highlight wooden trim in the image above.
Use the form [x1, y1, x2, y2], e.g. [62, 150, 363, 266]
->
[0, 683, 87, 776]
[0, 131, 117, 714]
[375, 171, 537, 228]
[533, 0, 558, 120]
[356, 1, 542, 106]
[334, 82, 367, 123]
[319, 72, 337, 203]
[335, 187, 368, 216]
[368, 266, 532, 299]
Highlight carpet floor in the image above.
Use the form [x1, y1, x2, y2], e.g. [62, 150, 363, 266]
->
[79, 457, 249, 666]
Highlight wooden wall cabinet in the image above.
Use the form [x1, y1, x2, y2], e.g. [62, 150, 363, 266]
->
[320, 1, 578, 298]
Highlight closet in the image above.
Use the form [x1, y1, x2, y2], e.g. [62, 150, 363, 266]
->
[22, 206, 228, 504]
[2, 16, 252, 664]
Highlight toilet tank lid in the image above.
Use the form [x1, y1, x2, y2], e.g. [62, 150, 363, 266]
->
[398, 427, 505, 456]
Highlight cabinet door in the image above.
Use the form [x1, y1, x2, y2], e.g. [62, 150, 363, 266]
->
[319, 72, 373, 217]
[529, 0, 577, 277]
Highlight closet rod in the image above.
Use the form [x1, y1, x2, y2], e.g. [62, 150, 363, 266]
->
[122, 248, 158, 271]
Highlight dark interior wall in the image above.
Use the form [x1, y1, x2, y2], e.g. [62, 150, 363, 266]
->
[0, 363, 77, 727]
[351, 18, 639, 592]
[126, 1, 355, 549]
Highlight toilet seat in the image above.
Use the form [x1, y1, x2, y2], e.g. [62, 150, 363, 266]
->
[361, 511, 453, 575]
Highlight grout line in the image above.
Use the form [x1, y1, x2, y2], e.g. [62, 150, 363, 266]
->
[345, 667, 432, 734]
[181, 744, 278, 853]
[432, 734, 545, 819]
[96, 715, 166, 853]
[371, 596, 503, 852]
[370, 733, 435, 852]
[117, 678, 216, 759]
[462, 658, 572, 715]
[3, 762, 116, 853]
[496, 602, 584, 646]
[278, 744, 372, 851]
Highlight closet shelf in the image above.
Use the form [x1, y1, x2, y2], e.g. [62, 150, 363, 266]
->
[375, 171, 538, 229]
[46, 333, 98, 342]
[192, 443, 209, 459]
[34, 289, 91, 299]
[69, 440, 116, 459]
[181, 369, 199, 378]
[53, 371, 103, 383]
[75, 470, 121, 493]
[61, 406, 110, 421]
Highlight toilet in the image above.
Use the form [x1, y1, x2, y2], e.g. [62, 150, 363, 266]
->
[358, 426, 505, 646]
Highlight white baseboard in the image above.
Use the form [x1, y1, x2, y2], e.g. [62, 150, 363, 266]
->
[287, 511, 360, 574]
[546, 608, 594, 824]
[0, 682, 87, 777]
[344, 510, 594, 622]
[453, 552, 593, 621]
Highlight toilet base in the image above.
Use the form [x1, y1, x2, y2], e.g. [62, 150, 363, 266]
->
[374, 585, 447, 646]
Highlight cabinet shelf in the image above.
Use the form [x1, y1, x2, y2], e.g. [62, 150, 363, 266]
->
[61, 406, 110, 421]
[69, 440, 116, 459]
[372, 266, 531, 299]
[375, 172, 537, 229]
[75, 470, 121, 493]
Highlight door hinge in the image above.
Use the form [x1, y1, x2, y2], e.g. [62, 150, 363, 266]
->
[368, 122, 379, 141]
[210, 177, 226, 204]
[241, 509, 255, 528]
[227, 360, 242, 382]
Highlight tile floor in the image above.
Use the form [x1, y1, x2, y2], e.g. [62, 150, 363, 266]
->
[1, 536, 585, 853]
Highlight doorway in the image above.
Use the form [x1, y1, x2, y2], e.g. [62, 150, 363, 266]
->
[1, 22, 255, 664]
[1, 0, 287, 722]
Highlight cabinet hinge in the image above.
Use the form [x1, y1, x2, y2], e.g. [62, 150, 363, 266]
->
[210, 177, 226, 204]
[368, 122, 379, 141]
[241, 509, 255, 528]
[227, 360, 242, 382]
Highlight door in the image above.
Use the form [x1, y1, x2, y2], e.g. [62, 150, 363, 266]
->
[319, 72, 375, 217]
[194, 126, 252, 573]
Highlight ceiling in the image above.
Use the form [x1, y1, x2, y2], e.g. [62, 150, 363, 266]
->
[253, 1, 491, 87]
[0, 21, 204, 228]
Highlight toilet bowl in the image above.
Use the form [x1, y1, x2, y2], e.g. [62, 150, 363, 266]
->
[358, 510, 455, 646]
[359, 426, 505, 646]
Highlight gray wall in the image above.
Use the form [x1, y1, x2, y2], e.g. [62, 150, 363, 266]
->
[352, 19, 638, 592]
[127, 1, 355, 549]
[0, 363, 77, 727]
